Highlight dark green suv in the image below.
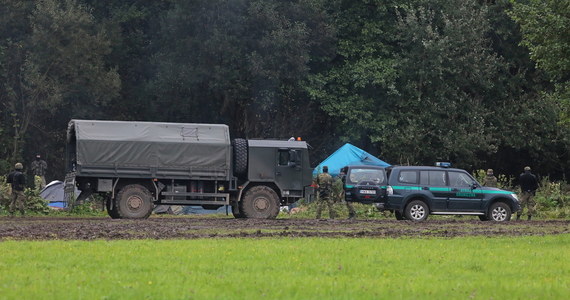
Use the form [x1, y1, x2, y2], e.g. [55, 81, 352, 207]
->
[343, 164, 521, 222]
[342, 166, 388, 204]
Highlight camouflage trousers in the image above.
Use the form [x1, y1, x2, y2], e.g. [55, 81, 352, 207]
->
[345, 201, 356, 219]
[519, 191, 536, 216]
[37, 175, 46, 190]
[316, 192, 335, 219]
[9, 190, 26, 216]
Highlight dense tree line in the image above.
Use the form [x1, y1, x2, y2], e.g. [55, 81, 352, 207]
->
[0, 0, 568, 182]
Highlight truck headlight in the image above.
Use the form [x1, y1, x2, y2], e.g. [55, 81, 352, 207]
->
[511, 193, 519, 201]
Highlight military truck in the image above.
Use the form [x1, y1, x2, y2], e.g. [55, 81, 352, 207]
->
[64, 119, 312, 219]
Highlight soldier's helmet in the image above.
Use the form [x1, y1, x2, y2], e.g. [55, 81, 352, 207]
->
[524, 166, 531, 171]
[323, 166, 328, 173]
[486, 169, 494, 175]
[15, 163, 23, 170]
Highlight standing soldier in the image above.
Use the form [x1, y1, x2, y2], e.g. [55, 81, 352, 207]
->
[6, 163, 27, 216]
[316, 166, 336, 219]
[31, 154, 48, 189]
[483, 169, 498, 188]
[518, 166, 538, 221]
[337, 170, 356, 219]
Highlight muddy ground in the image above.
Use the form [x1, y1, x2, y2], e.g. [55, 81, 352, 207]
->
[0, 216, 569, 240]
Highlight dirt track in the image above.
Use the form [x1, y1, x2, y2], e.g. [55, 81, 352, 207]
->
[1, 216, 569, 240]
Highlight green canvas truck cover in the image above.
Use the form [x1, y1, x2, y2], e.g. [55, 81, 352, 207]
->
[67, 120, 231, 179]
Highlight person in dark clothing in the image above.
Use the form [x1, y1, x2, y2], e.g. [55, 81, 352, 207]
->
[518, 166, 538, 220]
[6, 163, 27, 216]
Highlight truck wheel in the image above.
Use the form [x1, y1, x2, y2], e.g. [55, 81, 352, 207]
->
[240, 186, 280, 219]
[105, 198, 120, 219]
[489, 202, 511, 222]
[115, 184, 153, 219]
[232, 138, 248, 177]
[405, 200, 429, 222]
[231, 202, 245, 218]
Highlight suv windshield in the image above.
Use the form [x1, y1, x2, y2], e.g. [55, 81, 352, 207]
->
[347, 168, 386, 185]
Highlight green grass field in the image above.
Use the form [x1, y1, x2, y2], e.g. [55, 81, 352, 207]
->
[1, 235, 569, 299]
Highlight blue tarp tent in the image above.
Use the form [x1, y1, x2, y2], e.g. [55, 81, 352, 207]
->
[313, 143, 390, 177]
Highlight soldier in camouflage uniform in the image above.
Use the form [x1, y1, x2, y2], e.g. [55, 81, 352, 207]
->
[6, 163, 26, 216]
[316, 166, 336, 219]
[483, 169, 498, 188]
[337, 170, 356, 219]
[31, 154, 48, 189]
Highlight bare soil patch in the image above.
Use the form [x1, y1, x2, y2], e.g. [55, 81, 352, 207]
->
[0, 216, 568, 240]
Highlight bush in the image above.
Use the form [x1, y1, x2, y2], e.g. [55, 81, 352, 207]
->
[0, 174, 105, 216]
[534, 178, 570, 218]
[0, 175, 50, 215]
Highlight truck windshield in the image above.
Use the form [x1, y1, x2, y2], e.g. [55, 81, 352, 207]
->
[347, 168, 386, 185]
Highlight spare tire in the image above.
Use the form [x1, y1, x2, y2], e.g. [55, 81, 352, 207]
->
[232, 138, 248, 177]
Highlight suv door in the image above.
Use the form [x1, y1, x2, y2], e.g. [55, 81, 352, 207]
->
[446, 171, 484, 211]
[419, 170, 448, 211]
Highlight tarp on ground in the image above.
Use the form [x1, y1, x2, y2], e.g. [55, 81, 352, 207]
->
[154, 205, 231, 215]
[313, 143, 390, 177]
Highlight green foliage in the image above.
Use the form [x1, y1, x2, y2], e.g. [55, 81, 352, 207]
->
[0, 176, 10, 211]
[0, 175, 49, 214]
[534, 178, 570, 219]
[147, 0, 334, 141]
[473, 170, 570, 219]
[1, 236, 569, 299]
[508, 0, 570, 81]
[0, 0, 120, 172]
[67, 202, 105, 216]
[509, 0, 570, 125]
[0, 0, 568, 181]
[23, 187, 50, 214]
[0, 174, 107, 216]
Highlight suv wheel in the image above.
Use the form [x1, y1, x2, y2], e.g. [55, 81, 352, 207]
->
[489, 202, 511, 222]
[405, 200, 429, 222]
